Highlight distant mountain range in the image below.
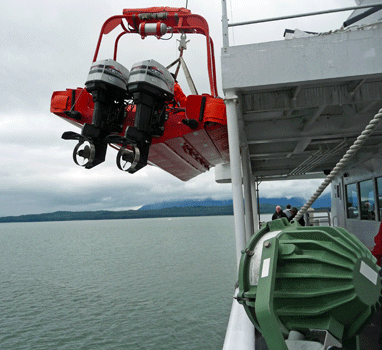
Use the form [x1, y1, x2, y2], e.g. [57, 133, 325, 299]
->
[140, 193, 331, 211]
[0, 194, 331, 223]
[139, 198, 234, 210]
[260, 193, 331, 209]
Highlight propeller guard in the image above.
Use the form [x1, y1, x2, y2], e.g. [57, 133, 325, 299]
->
[117, 146, 140, 172]
[73, 140, 96, 167]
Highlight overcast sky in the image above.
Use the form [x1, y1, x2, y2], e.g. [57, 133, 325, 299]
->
[0, 0, 356, 216]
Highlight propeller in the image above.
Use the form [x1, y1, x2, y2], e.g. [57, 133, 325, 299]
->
[116, 146, 140, 172]
[73, 140, 96, 167]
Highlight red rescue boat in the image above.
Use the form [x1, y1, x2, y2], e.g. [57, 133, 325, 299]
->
[50, 7, 229, 181]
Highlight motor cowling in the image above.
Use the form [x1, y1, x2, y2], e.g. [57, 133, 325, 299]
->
[127, 59, 174, 136]
[85, 59, 129, 130]
[63, 59, 130, 168]
[115, 60, 174, 173]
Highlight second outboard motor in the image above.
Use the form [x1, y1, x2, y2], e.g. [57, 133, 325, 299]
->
[112, 59, 174, 173]
[63, 59, 129, 168]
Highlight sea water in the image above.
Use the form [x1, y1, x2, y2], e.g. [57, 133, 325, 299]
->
[0, 216, 240, 350]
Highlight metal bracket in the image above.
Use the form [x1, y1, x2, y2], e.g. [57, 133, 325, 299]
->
[255, 236, 289, 350]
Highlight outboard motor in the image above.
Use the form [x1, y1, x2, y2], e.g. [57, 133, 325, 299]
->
[110, 59, 174, 173]
[62, 59, 129, 168]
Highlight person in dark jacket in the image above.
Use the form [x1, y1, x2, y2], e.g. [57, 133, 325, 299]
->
[272, 206, 287, 220]
[289, 206, 305, 226]
[283, 204, 292, 219]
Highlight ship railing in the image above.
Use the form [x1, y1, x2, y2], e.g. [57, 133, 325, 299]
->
[221, 1, 382, 50]
[306, 209, 331, 227]
[332, 215, 340, 227]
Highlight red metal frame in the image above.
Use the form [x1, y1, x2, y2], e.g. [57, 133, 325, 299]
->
[92, 7, 218, 97]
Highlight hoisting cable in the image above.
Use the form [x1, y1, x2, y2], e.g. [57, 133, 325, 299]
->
[180, 56, 198, 95]
[174, 53, 182, 80]
[178, 33, 198, 95]
[166, 56, 182, 80]
[166, 32, 198, 95]
[166, 33, 186, 80]
[294, 108, 382, 222]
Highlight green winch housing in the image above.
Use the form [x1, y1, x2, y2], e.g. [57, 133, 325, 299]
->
[238, 218, 382, 350]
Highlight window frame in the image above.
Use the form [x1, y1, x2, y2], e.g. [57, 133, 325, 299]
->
[376, 176, 382, 221]
[359, 179, 376, 221]
[345, 182, 359, 219]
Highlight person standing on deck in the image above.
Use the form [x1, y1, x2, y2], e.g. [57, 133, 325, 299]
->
[283, 204, 292, 219]
[272, 206, 287, 220]
[289, 206, 305, 226]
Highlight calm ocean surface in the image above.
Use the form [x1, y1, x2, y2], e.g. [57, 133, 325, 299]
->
[0, 215, 274, 350]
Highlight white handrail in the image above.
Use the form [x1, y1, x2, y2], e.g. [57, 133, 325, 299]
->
[222, 289, 255, 350]
[223, 91, 255, 350]
[221, 1, 382, 49]
[228, 3, 382, 28]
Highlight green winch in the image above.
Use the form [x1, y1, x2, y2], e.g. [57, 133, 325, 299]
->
[237, 218, 382, 350]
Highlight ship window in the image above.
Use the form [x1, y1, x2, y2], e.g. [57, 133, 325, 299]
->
[346, 183, 359, 219]
[359, 179, 375, 221]
[376, 177, 382, 221]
